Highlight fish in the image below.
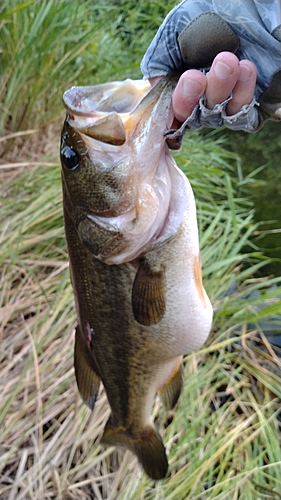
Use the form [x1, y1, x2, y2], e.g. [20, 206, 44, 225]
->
[60, 76, 213, 480]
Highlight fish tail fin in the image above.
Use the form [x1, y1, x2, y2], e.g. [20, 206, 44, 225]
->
[102, 418, 168, 480]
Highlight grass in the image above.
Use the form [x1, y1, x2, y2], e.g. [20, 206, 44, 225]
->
[0, 0, 176, 131]
[1, 1, 281, 499]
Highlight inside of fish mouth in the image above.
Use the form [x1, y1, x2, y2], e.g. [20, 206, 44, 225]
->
[63, 79, 176, 146]
[63, 80, 151, 116]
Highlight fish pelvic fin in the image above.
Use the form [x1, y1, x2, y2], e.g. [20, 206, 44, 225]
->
[102, 418, 168, 480]
[158, 358, 184, 411]
[74, 325, 101, 410]
[132, 258, 166, 326]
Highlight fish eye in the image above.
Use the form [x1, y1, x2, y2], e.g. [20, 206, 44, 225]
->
[61, 146, 79, 170]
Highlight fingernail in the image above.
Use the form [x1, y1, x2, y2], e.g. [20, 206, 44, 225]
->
[182, 78, 204, 97]
[214, 61, 233, 80]
[239, 64, 252, 82]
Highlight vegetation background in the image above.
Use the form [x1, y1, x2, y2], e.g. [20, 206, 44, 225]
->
[1, 1, 280, 499]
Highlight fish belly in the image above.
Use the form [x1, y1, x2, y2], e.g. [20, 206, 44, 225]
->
[142, 166, 213, 357]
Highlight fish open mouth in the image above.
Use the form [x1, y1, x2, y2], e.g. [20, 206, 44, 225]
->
[62, 80, 151, 146]
[63, 80, 151, 115]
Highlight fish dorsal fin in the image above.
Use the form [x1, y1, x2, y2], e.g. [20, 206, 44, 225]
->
[102, 418, 168, 480]
[158, 358, 184, 411]
[74, 325, 101, 410]
[132, 258, 166, 326]
[79, 113, 126, 145]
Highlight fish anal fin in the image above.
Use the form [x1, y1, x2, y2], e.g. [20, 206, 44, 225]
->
[102, 418, 168, 480]
[74, 325, 101, 410]
[158, 358, 184, 411]
[132, 259, 166, 326]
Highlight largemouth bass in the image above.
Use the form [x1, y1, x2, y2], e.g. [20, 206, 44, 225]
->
[60, 76, 213, 480]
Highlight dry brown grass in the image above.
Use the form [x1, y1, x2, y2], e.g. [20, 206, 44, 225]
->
[1, 131, 281, 500]
[1, 131, 117, 499]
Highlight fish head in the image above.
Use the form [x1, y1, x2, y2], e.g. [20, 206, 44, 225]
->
[60, 77, 178, 263]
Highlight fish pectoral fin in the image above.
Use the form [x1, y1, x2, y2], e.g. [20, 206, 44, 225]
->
[132, 259, 166, 326]
[158, 358, 184, 411]
[102, 418, 168, 480]
[74, 326, 101, 410]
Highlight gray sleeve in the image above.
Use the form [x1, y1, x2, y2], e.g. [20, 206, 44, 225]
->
[141, 0, 281, 133]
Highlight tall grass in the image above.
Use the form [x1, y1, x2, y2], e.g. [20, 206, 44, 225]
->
[0, 0, 176, 131]
[1, 1, 281, 499]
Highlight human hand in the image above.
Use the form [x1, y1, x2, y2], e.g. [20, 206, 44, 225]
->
[150, 51, 257, 127]
[141, 1, 281, 136]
